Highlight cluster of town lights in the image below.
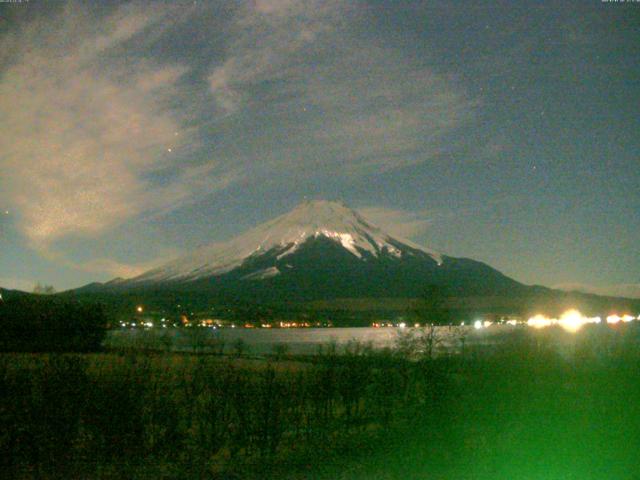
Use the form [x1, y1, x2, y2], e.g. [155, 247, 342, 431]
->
[471, 310, 639, 333]
[526, 310, 637, 333]
[127, 305, 637, 331]
[605, 314, 636, 324]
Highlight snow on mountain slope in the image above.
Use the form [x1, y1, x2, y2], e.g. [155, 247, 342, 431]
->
[131, 200, 442, 284]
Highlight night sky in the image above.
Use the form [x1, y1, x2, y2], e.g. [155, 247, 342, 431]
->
[0, 1, 638, 296]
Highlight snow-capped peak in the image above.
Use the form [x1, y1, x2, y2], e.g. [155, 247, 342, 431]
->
[132, 200, 442, 283]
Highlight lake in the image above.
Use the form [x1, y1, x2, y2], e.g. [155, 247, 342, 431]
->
[106, 324, 535, 356]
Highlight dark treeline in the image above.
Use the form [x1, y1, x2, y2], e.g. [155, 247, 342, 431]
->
[3, 325, 640, 479]
[68, 284, 640, 328]
[0, 296, 107, 352]
[68, 286, 462, 327]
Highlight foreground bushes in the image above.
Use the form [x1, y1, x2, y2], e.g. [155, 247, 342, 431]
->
[2, 325, 640, 479]
[0, 349, 446, 478]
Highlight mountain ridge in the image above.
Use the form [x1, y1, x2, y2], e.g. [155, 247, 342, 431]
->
[126, 200, 443, 285]
[73, 200, 529, 302]
[64, 201, 640, 317]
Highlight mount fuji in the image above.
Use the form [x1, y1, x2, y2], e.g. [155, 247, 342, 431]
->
[78, 200, 527, 302]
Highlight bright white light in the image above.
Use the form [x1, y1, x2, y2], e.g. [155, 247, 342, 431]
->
[528, 310, 599, 332]
[607, 315, 621, 324]
[398, 322, 406, 329]
[506, 319, 518, 326]
[474, 320, 483, 330]
[483, 320, 492, 328]
[607, 314, 636, 324]
[558, 309, 584, 333]
[527, 315, 553, 329]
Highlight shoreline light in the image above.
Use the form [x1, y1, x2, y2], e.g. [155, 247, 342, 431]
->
[558, 309, 584, 333]
[527, 314, 553, 329]
[607, 315, 621, 324]
[527, 310, 602, 332]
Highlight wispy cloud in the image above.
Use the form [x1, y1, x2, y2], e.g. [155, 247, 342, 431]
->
[555, 283, 640, 300]
[70, 250, 181, 280]
[1, 0, 476, 281]
[358, 207, 432, 241]
[0, 277, 36, 292]
[0, 3, 226, 255]
[207, 0, 475, 174]
[208, 0, 344, 115]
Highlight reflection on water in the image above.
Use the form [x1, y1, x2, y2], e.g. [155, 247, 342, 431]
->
[107, 325, 523, 355]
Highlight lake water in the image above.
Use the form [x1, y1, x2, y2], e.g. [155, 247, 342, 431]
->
[106, 325, 525, 356]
